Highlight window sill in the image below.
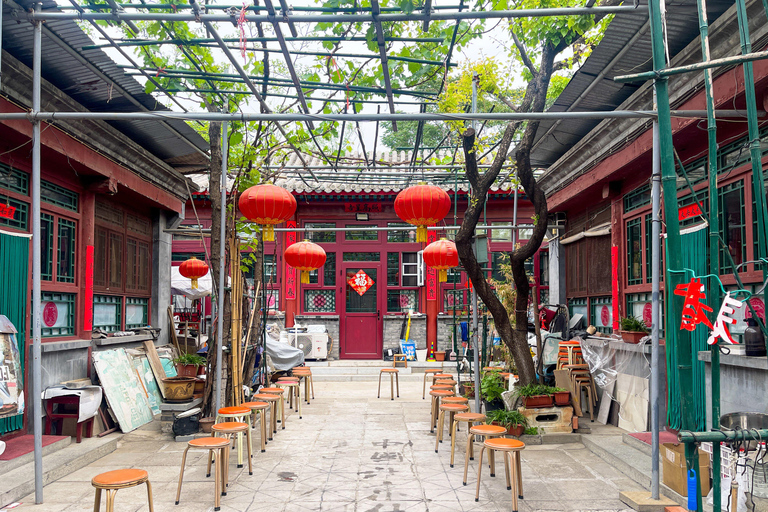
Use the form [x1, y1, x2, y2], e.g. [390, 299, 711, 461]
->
[41, 339, 92, 353]
[93, 333, 156, 346]
[697, 351, 768, 370]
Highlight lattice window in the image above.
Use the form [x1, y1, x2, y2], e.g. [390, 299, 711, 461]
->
[387, 222, 416, 243]
[95, 200, 123, 226]
[343, 252, 380, 261]
[590, 296, 613, 334]
[345, 225, 377, 241]
[0, 197, 28, 231]
[39, 292, 76, 337]
[305, 289, 335, 313]
[444, 289, 467, 312]
[41, 180, 78, 212]
[41, 214, 54, 280]
[127, 213, 151, 236]
[623, 184, 650, 213]
[94, 295, 122, 332]
[719, 180, 746, 274]
[57, 219, 76, 283]
[387, 290, 418, 312]
[627, 292, 664, 337]
[126, 297, 149, 329]
[626, 218, 642, 286]
[0, 165, 28, 194]
[305, 222, 336, 243]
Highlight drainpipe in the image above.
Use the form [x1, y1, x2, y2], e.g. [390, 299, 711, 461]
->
[471, 72, 481, 414]
[216, 121, 228, 412]
[650, 98, 661, 501]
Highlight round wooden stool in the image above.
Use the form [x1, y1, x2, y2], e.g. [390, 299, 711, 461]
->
[435, 403, 469, 453]
[215, 406, 252, 468]
[462, 424, 507, 485]
[278, 379, 302, 420]
[377, 368, 400, 400]
[475, 438, 525, 511]
[432, 373, 453, 385]
[260, 387, 287, 428]
[252, 393, 279, 438]
[176, 437, 229, 511]
[429, 389, 455, 433]
[292, 368, 314, 404]
[442, 396, 470, 415]
[212, 421, 253, 474]
[92, 469, 153, 512]
[450, 412, 486, 467]
[241, 401, 270, 452]
[423, 368, 442, 399]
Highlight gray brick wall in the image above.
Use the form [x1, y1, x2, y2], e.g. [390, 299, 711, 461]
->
[294, 315, 340, 360]
[383, 314, 427, 353]
[438, 314, 469, 353]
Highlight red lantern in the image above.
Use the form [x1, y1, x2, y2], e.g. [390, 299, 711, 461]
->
[239, 184, 297, 242]
[179, 256, 209, 289]
[394, 184, 451, 243]
[422, 238, 459, 283]
[284, 240, 327, 284]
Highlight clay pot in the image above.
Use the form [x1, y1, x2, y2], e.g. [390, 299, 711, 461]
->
[554, 391, 571, 406]
[491, 421, 524, 437]
[193, 377, 205, 393]
[162, 376, 195, 401]
[434, 351, 446, 362]
[620, 330, 647, 344]
[199, 417, 215, 433]
[176, 364, 199, 378]
[523, 395, 554, 409]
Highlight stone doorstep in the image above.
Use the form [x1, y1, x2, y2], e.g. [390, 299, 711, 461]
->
[619, 491, 679, 512]
[0, 435, 71, 475]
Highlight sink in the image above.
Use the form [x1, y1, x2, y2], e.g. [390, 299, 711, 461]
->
[720, 412, 768, 450]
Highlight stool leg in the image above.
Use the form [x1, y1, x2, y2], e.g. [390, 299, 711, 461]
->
[146, 480, 155, 512]
[86, 417, 94, 439]
[463, 433, 473, 485]
[297, 387, 302, 418]
[475, 446, 486, 502]
[207, 448, 213, 478]
[390, 374, 394, 400]
[377, 371, 383, 398]
[93, 487, 102, 512]
[310, 375, 315, 399]
[450, 419, 458, 468]
[270, 402, 276, 436]
[489, 447, 496, 477]
[435, 410, 443, 452]
[246, 423, 253, 475]
[236, 429, 243, 468]
[223, 444, 229, 496]
[395, 372, 399, 398]
[260, 410, 266, 452]
[423, 373, 427, 399]
[429, 397, 436, 433]
[509, 452, 519, 512]
[76, 421, 83, 444]
[515, 451, 524, 499]
[105, 490, 116, 512]
[280, 395, 286, 428]
[176, 446, 190, 504]
[503, 449, 511, 490]
[214, 448, 221, 511]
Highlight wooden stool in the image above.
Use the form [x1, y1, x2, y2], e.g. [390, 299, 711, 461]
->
[575, 377, 595, 421]
[242, 401, 270, 452]
[429, 389, 455, 433]
[176, 437, 229, 511]
[432, 373, 453, 385]
[260, 387, 287, 429]
[292, 368, 314, 404]
[475, 438, 525, 511]
[252, 393, 279, 438]
[215, 406, 252, 468]
[435, 379, 458, 393]
[278, 379, 302, 421]
[423, 368, 442, 399]
[45, 395, 94, 443]
[462, 424, 507, 485]
[450, 412, 486, 467]
[393, 354, 407, 368]
[212, 422, 253, 475]
[435, 403, 469, 452]
[92, 468, 153, 512]
[378, 368, 400, 400]
[442, 396, 469, 412]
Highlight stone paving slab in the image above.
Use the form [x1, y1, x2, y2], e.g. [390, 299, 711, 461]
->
[12, 381, 642, 511]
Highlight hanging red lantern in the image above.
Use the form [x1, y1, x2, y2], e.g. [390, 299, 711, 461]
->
[394, 183, 451, 243]
[238, 184, 297, 242]
[284, 240, 327, 284]
[423, 238, 459, 283]
[179, 256, 209, 289]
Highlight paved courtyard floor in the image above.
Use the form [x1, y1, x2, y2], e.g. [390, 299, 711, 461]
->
[16, 380, 643, 511]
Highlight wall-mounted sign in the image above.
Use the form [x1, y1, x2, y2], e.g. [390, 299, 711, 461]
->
[344, 202, 383, 213]
[678, 203, 703, 222]
[426, 230, 437, 301]
[348, 269, 374, 296]
[43, 302, 58, 327]
[286, 221, 297, 300]
[0, 203, 16, 220]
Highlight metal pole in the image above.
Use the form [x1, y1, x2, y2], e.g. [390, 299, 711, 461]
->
[471, 72, 481, 414]
[614, 49, 768, 82]
[650, 100, 661, 501]
[215, 121, 228, 413]
[31, 3, 44, 503]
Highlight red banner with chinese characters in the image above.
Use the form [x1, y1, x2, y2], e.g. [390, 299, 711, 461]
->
[84, 245, 94, 330]
[347, 269, 375, 296]
[426, 230, 438, 301]
[0, 203, 16, 220]
[285, 221, 297, 300]
[611, 245, 619, 330]
[344, 202, 383, 213]
[678, 203, 703, 222]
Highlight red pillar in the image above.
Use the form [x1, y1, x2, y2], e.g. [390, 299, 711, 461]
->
[284, 220, 297, 327]
[79, 191, 95, 339]
[425, 231, 438, 357]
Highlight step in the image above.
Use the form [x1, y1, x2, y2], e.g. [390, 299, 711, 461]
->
[581, 434, 687, 507]
[1, 435, 71, 474]
[311, 374, 432, 382]
[623, 432, 653, 456]
[0, 434, 121, 508]
[305, 361, 458, 373]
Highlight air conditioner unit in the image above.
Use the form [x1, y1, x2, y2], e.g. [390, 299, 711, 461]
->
[289, 332, 328, 360]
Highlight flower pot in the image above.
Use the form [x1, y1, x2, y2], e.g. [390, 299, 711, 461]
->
[553, 391, 571, 406]
[620, 330, 648, 344]
[490, 421, 524, 437]
[460, 382, 476, 398]
[523, 395, 554, 409]
[197, 364, 206, 376]
[483, 399, 505, 413]
[199, 416, 215, 433]
[434, 351, 446, 362]
[193, 377, 205, 394]
[415, 349, 427, 362]
[176, 363, 199, 378]
[162, 376, 196, 402]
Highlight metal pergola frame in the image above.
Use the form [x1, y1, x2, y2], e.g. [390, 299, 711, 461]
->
[8, 0, 768, 506]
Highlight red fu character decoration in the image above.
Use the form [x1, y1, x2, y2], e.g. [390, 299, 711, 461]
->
[239, 184, 297, 242]
[285, 240, 327, 284]
[179, 256, 209, 290]
[394, 184, 451, 243]
[423, 238, 459, 283]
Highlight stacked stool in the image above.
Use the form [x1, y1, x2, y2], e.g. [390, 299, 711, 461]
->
[251, 392, 279, 439]
[422, 368, 442, 399]
[435, 403, 469, 452]
[450, 412, 486, 467]
[260, 387, 287, 429]
[292, 367, 314, 404]
[214, 406, 252, 468]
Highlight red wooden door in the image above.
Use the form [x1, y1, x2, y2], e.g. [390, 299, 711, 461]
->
[340, 265, 381, 359]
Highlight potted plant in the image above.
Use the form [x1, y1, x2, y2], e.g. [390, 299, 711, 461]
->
[620, 316, 649, 344]
[516, 383, 554, 409]
[174, 353, 207, 377]
[434, 350, 446, 362]
[548, 386, 571, 406]
[460, 380, 476, 398]
[480, 372, 506, 412]
[486, 409, 528, 437]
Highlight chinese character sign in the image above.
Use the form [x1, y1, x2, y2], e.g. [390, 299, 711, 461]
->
[426, 230, 437, 301]
[348, 270, 374, 296]
[286, 221, 297, 300]
[674, 278, 713, 331]
[0, 203, 16, 220]
[344, 202, 383, 213]
[707, 292, 743, 345]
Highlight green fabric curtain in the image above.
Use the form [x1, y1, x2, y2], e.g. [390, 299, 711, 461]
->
[666, 225, 708, 431]
[0, 231, 29, 435]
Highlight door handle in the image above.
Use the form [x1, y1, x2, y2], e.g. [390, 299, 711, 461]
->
[377, 310, 380, 321]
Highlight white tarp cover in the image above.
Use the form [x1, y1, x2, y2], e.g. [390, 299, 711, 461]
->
[171, 266, 212, 299]
[265, 334, 305, 371]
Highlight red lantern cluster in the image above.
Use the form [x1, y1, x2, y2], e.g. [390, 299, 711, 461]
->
[285, 240, 327, 284]
[394, 184, 451, 243]
[423, 238, 459, 283]
[239, 184, 297, 242]
[179, 256, 209, 289]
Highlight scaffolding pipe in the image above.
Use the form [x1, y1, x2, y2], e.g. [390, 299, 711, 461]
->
[166, 224, 570, 235]
[215, 120, 228, 413]
[471, 72, 481, 415]
[26, 5, 641, 23]
[679, 429, 768, 443]
[31, 2, 44, 504]
[650, 102, 661, 501]
[614, 50, 768, 82]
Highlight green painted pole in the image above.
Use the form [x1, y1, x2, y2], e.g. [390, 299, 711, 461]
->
[648, 0, 701, 507]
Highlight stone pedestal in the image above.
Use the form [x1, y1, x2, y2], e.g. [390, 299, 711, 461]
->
[159, 398, 202, 434]
[519, 405, 573, 434]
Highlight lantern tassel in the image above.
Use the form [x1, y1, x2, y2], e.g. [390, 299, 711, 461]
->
[191, 278, 198, 289]
[417, 225, 427, 243]
[301, 270, 310, 284]
[438, 269, 447, 283]
[263, 225, 275, 242]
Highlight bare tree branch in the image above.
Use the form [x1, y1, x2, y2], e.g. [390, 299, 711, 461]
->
[511, 29, 537, 76]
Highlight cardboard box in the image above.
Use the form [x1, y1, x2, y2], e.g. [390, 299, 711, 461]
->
[662, 443, 711, 497]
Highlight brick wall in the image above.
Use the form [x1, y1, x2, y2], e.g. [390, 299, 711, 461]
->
[383, 314, 427, 353]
